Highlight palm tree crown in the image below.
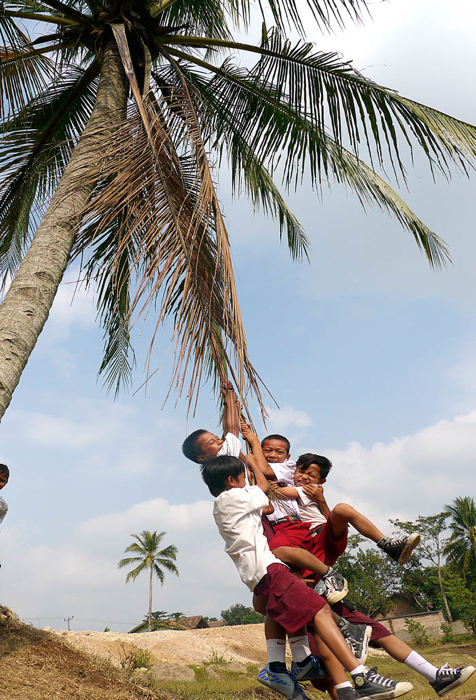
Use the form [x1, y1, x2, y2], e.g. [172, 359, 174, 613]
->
[443, 496, 476, 579]
[118, 529, 179, 631]
[2, 0, 476, 420]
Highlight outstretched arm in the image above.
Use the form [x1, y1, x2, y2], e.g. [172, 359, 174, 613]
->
[277, 485, 299, 500]
[221, 381, 240, 437]
[240, 423, 270, 493]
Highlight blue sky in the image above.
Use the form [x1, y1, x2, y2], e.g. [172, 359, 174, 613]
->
[1, 0, 476, 631]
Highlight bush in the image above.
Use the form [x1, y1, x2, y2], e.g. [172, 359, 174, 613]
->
[440, 623, 455, 643]
[404, 618, 429, 645]
[119, 644, 152, 670]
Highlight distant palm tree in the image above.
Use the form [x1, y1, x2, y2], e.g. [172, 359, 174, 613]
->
[443, 497, 476, 578]
[118, 530, 178, 632]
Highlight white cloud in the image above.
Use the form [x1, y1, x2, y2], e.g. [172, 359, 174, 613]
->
[1, 496, 245, 631]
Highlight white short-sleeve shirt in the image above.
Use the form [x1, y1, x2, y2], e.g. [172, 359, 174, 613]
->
[294, 486, 327, 528]
[217, 433, 242, 458]
[0, 496, 8, 526]
[213, 485, 282, 591]
[266, 460, 300, 522]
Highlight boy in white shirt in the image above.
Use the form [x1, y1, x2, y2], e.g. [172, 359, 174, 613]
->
[276, 452, 475, 699]
[201, 449, 413, 700]
[182, 381, 245, 464]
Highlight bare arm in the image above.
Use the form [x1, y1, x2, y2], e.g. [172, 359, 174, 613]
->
[240, 423, 269, 493]
[276, 485, 299, 500]
[221, 381, 240, 437]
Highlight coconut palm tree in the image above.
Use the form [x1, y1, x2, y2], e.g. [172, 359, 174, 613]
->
[443, 496, 476, 579]
[118, 530, 178, 632]
[2, 0, 476, 421]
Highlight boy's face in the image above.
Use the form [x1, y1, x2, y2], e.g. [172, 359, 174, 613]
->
[261, 439, 290, 463]
[196, 432, 224, 462]
[294, 463, 325, 487]
[0, 474, 8, 490]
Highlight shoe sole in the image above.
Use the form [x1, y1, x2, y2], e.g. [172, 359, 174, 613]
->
[257, 675, 294, 700]
[435, 666, 476, 696]
[358, 681, 414, 700]
[326, 578, 349, 605]
[355, 625, 372, 665]
[397, 533, 420, 565]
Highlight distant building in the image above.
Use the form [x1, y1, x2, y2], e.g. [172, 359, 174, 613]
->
[207, 620, 226, 628]
[129, 615, 211, 634]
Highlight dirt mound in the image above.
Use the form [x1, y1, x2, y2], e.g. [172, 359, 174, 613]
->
[50, 623, 269, 668]
[0, 606, 162, 700]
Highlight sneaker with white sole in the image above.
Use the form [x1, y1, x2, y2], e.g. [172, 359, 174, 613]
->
[429, 663, 476, 696]
[377, 533, 420, 565]
[337, 618, 372, 665]
[257, 663, 312, 699]
[320, 567, 349, 605]
[353, 666, 414, 700]
[291, 654, 328, 681]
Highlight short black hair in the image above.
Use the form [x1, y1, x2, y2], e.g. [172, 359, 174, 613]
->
[0, 464, 9, 479]
[201, 456, 245, 497]
[261, 434, 291, 454]
[296, 453, 332, 479]
[182, 429, 207, 463]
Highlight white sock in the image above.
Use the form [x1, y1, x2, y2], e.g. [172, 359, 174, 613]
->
[404, 650, 438, 681]
[266, 639, 287, 664]
[335, 681, 353, 689]
[288, 635, 311, 663]
[350, 665, 366, 676]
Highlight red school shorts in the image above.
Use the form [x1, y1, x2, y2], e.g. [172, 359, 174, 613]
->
[267, 520, 314, 551]
[301, 514, 348, 578]
[253, 563, 326, 635]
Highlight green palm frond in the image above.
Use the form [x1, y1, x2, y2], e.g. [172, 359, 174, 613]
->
[0, 44, 54, 120]
[81, 205, 136, 397]
[163, 32, 476, 180]
[118, 530, 178, 586]
[0, 61, 99, 277]
[443, 496, 476, 577]
[172, 54, 450, 269]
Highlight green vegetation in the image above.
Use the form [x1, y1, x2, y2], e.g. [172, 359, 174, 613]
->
[147, 642, 476, 699]
[118, 530, 178, 633]
[339, 500, 476, 631]
[221, 604, 264, 626]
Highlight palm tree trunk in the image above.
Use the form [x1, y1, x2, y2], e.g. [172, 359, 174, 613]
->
[437, 551, 453, 622]
[148, 564, 153, 632]
[0, 41, 127, 421]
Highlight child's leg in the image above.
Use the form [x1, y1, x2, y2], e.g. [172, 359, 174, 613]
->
[330, 503, 384, 542]
[378, 636, 438, 680]
[312, 605, 361, 675]
[272, 545, 329, 577]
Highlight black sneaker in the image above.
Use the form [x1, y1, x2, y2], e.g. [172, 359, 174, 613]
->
[377, 533, 420, 565]
[320, 567, 349, 605]
[337, 618, 372, 665]
[353, 667, 413, 700]
[429, 663, 475, 696]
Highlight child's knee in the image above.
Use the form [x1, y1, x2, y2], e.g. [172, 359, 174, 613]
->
[333, 502, 354, 520]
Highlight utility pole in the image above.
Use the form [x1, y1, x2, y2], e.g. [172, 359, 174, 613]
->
[64, 616, 74, 631]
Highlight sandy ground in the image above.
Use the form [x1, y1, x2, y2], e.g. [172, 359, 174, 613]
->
[49, 624, 270, 668]
[49, 624, 387, 669]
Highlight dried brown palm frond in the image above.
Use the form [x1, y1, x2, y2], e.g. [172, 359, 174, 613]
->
[65, 70, 269, 421]
[267, 479, 300, 515]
